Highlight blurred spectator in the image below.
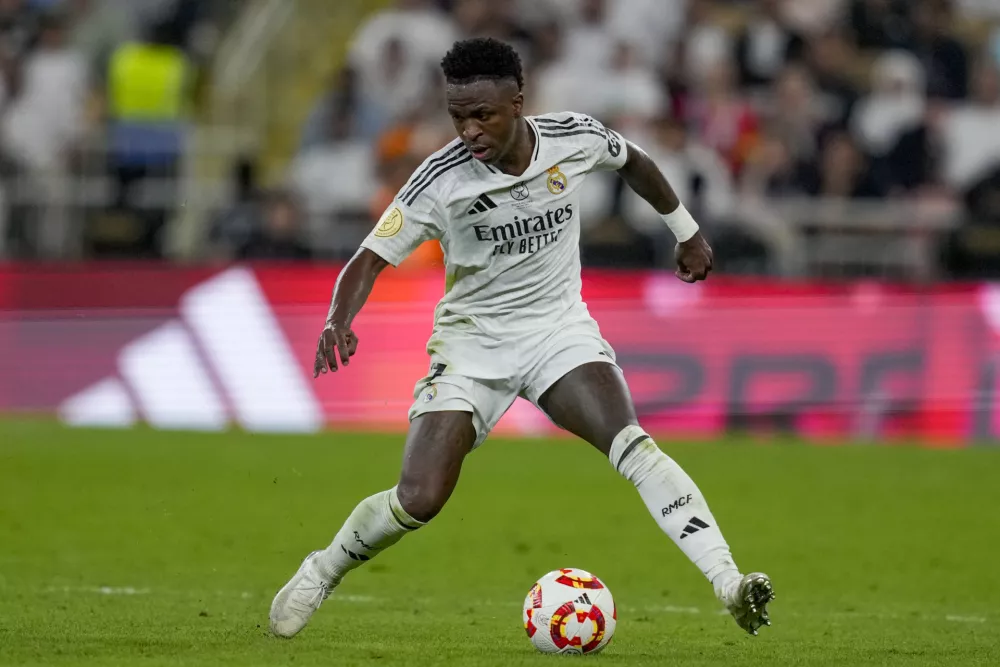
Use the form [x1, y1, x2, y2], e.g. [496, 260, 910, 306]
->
[764, 65, 830, 163]
[289, 98, 376, 258]
[0, 0, 36, 61]
[531, 6, 668, 122]
[451, 0, 535, 59]
[104, 17, 192, 256]
[909, 0, 970, 100]
[208, 156, 259, 260]
[780, 0, 845, 35]
[558, 0, 614, 74]
[684, 58, 759, 175]
[679, 0, 733, 86]
[2, 11, 87, 173]
[958, 0, 1000, 20]
[741, 131, 812, 197]
[942, 163, 1000, 278]
[735, 0, 805, 88]
[531, 19, 597, 117]
[804, 28, 860, 128]
[603, 0, 687, 68]
[597, 41, 668, 131]
[849, 0, 911, 49]
[623, 115, 734, 230]
[348, 0, 456, 139]
[942, 56, 1000, 189]
[850, 50, 927, 158]
[965, 166, 1000, 226]
[236, 190, 312, 261]
[67, 0, 134, 79]
[580, 213, 658, 268]
[299, 66, 359, 152]
[801, 131, 885, 198]
[1, 10, 88, 257]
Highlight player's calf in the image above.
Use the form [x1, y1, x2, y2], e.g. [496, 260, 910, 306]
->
[609, 425, 775, 634]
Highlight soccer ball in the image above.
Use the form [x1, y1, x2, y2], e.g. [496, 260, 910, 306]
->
[522, 568, 616, 655]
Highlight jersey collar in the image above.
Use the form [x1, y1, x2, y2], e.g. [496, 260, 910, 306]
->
[484, 118, 540, 176]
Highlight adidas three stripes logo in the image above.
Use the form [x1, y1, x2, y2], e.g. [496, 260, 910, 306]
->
[575, 593, 593, 606]
[679, 516, 710, 539]
[467, 193, 498, 216]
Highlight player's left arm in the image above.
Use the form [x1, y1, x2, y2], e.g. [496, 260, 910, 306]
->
[616, 141, 713, 283]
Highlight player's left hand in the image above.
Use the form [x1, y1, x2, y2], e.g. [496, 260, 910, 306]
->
[674, 232, 713, 283]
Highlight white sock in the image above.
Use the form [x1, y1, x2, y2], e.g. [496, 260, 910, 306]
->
[610, 425, 741, 596]
[315, 486, 424, 583]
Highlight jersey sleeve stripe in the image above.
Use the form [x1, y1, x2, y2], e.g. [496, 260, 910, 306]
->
[538, 129, 608, 140]
[535, 116, 580, 127]
[535, 121, 584, 132]
[399, 141, 467, 202]
[403, 154, 474, 205]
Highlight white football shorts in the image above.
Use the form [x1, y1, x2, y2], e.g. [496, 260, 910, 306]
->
[407, 318, 618, 447]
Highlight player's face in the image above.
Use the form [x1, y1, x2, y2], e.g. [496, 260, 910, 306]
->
[446, 79, 523, 164]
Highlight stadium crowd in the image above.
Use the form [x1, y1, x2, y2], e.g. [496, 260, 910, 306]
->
[2, 0, 1000, 280]
[0, 0, 233, 259]
[276, 0, 1000, 278]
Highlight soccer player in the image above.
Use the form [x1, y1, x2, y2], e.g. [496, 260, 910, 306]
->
[270, 38, 774, 639]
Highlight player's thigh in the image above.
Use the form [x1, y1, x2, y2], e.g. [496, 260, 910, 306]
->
[536, 362, 639, 458]
[396, 411, 477, 522]
[399, 369, 515, 520]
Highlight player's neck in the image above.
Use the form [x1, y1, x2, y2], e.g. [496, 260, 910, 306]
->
[494, 118, 535, 177]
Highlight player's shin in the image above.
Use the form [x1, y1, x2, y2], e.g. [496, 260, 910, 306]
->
[315, 486, 425, 583]
[609, 425, 741, 596]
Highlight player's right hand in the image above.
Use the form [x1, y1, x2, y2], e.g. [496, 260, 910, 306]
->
[314, 324, 359, 376]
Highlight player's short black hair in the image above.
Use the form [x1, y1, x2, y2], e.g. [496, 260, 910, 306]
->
[441, 37, 524, 90]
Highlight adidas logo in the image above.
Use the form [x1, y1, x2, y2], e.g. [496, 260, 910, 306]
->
[467, 193, 498, 216]
[58, 268, 323, 433]
[341, 544, 370, 562]
[575, 593, 593, 606]
[679, 516, 710, 539]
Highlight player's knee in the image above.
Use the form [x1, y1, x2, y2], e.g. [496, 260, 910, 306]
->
[395, 479, 449, 523]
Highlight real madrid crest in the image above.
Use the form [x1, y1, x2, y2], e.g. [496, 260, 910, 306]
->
[546, 166, 568, 195]
[422, 385, 438, 403]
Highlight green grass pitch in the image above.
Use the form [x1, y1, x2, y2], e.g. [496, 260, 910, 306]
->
[2, 420, 1000, 666]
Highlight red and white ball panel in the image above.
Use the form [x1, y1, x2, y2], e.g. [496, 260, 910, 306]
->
[522, 568, 617, 655]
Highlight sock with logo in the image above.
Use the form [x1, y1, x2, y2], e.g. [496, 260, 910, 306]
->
[315, 487, 424, 583]
[609, 425, 741, 596]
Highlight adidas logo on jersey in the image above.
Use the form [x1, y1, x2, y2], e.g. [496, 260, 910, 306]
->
[467, 193, 498, 216]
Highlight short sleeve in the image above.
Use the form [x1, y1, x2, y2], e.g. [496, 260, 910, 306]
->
[361, 197, 442, 267]
[580, 115, 629, 171]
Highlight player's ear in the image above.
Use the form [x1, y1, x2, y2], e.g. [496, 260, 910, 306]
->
[512, 91, 524, 118]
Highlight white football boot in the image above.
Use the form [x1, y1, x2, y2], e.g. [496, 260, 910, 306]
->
[717, 572, 775, 636]
[269, 551, 337, 638]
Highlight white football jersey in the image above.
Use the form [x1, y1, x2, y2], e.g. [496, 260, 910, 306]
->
[362, 112, 629, 339]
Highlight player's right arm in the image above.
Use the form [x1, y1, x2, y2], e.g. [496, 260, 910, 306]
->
[314, 193, 444, 377]
[314, 248, 387, 376]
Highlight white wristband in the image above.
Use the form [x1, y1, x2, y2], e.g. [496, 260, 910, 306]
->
[661, 203, 699, 243]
